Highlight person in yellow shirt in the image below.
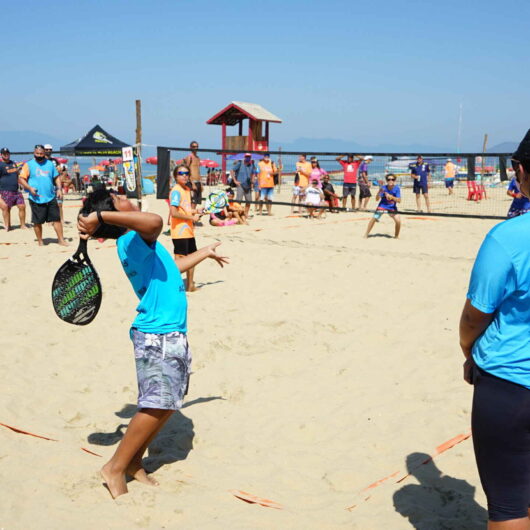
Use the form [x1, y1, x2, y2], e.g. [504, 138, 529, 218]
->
[170, 164, 202, 291]
[257, 153, 276, 216]
[444, 158, 456, 195]
[292, 154, 312, 213]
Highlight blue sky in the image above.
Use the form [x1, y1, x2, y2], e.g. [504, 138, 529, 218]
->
[3, 0, 529, 151]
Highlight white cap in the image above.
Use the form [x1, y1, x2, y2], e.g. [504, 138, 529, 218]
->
[447, 158, 452, 161]
[44, 144, 53, 150]
[364, 155, 373, 160]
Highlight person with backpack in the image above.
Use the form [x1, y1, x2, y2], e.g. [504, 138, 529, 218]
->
[232, 153, 257, 217]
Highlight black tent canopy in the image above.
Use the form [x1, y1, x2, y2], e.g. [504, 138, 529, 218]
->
[61, 125, 130, 156]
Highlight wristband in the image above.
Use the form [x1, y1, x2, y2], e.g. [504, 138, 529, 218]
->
[97, 210, 104, 224]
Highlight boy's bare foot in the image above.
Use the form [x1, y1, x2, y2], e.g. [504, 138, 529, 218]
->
[101, 462, 128, 499]
[127, 461, 159, 486]
[58, 240, 69, 247]
[37, 240, 44, 246]
[187, 282, 197, 292]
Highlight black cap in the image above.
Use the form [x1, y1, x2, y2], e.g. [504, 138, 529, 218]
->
[513, 129, 530, 161]
[0, 147, 10, 154]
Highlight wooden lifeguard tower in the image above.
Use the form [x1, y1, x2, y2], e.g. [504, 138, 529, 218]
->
[206, 101, 282, 173]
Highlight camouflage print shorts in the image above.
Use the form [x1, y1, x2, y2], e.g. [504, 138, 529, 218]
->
[131, 329, 192, 410]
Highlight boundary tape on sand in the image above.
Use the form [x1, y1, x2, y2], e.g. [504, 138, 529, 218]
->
[1, 420, 470, 511]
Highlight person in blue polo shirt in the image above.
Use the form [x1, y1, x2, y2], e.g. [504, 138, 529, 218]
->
[410, 155, 432, 213]
[506, 176, 530, 218]
[19, 145, 67, 246]
[460, 129, 530, 526]
[364, 173, 401, 238]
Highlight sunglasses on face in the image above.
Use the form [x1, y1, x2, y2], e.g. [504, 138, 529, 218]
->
[177, 171, 190, 176]
[387, 178, 396, 182]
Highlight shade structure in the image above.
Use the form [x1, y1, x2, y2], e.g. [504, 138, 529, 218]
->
[61, 125, 130, 156]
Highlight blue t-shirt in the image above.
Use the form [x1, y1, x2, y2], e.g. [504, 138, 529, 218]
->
[233, 161, 256, 189]
[0, 160, 20, 191]
[117, 230, 188, 334]
[467, 214, 530, 388]
[26, 159, 58, 204]
[507, 178, 530, 215]
[377, 185, 400, 211]
[410, 163, 430, 184]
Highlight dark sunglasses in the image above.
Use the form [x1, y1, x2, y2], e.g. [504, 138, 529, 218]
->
[386, 178, 396, 182]
[177, 171, 190, 176]
[512, 159, 521, 171]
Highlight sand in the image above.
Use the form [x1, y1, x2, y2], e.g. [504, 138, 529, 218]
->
[0, 186, 505, 529]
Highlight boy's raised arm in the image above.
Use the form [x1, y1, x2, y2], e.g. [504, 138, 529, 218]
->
[79, 210, 163, 244]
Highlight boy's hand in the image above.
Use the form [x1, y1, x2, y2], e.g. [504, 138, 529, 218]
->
[207, 241, 229, 268]
[77, 212, 99, 239]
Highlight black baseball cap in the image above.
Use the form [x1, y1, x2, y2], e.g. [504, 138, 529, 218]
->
[0, 147, 10, 154]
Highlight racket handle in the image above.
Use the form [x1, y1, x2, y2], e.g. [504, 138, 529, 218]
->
[73, 238, 88, 260]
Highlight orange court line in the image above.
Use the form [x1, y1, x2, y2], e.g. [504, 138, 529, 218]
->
[81, 447, 102, 457]
[0, 422, 57, 441]
[230, 490, 283, 510]
[345, 430, 472, 511]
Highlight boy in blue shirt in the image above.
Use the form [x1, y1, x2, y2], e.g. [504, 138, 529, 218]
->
[506, 176, 530, 218]
[77, 189, 228, 499]
[364, 174, 401, 238]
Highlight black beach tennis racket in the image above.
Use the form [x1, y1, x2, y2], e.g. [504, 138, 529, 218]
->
[51, 238, 102, 325]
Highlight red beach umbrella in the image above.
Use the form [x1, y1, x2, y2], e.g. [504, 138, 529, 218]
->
[200, 159, 219, 168]
[145, 156, 158, 165]
[100, 160, 110, 166]
[56, 157, 68, 164]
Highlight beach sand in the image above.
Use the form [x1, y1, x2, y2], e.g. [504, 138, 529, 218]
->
[0, 185, 505, 529]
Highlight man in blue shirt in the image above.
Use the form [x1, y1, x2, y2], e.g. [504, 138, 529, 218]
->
[19, 145, 67, 246]
[410, 155, 432, 213]
[364, 173, 401, 238]
[232, 153, 257, 217]
[0, 147, 27, 231]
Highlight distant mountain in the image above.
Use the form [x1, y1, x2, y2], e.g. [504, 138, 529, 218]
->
[270, 137, 451, 154]
[0, 130, 67, 153]
[487, 142, 518, 153]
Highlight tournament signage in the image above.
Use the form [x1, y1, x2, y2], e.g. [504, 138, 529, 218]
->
[60, 125, 130, 156]
[122, 146, 138, 199]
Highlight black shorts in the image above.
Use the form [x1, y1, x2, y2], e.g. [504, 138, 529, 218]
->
[191, 181, 202, 205]
[342, 183, 357, 197]
[472, 366, 530, 521]
[30, 199, 60, 224]
[413, 180, 428, 194]
[172, 237, 197, 256]
[359, 185, 372, 199]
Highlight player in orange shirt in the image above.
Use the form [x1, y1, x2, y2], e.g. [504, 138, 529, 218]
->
[170, 164, 203, 291]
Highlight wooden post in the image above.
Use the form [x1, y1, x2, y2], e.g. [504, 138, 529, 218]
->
[221, 121, 227, 182]
[135, 99, 143, 209]
[481, 133, 488, 185]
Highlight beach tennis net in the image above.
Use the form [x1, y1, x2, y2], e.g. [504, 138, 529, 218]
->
[156, 147, 514, 219]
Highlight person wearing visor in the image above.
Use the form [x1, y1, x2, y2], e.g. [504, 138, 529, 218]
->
[0, 147, 27, 231]
[19, 145, 67, 246]
[364, 173, 401, 238]
[232, 153, 256, 217]
[459, 129, 530, 528]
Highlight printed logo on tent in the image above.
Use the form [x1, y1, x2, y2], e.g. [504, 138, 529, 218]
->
[93, 131, 112, 144]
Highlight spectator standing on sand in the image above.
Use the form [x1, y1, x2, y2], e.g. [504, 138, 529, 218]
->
[257, 153, 276, 216]
[0, 147, 26, 231]
[410, 155, 432, 213]
[292, 154, 312, 213]
[72, 161, 81, 190]
[232, 153, 257, 217]
[184, 141, 202, 207]
[19, 145, 67, 246]
[506, 176, 530, 218]
[309, 157, 327, 188]
[336, 154, 363, 211]
[444, 158, 456, 195]
[358, 156, 373, 210]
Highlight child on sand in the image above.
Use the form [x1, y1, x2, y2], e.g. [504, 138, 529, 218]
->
[77, 189, 228, 499]
[364, 173, 401, 238]
[170, 164, 203, 292]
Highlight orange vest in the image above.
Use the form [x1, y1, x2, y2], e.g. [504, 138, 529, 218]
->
[258, 160, 275, 189]
[170, 184, 194, 239]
